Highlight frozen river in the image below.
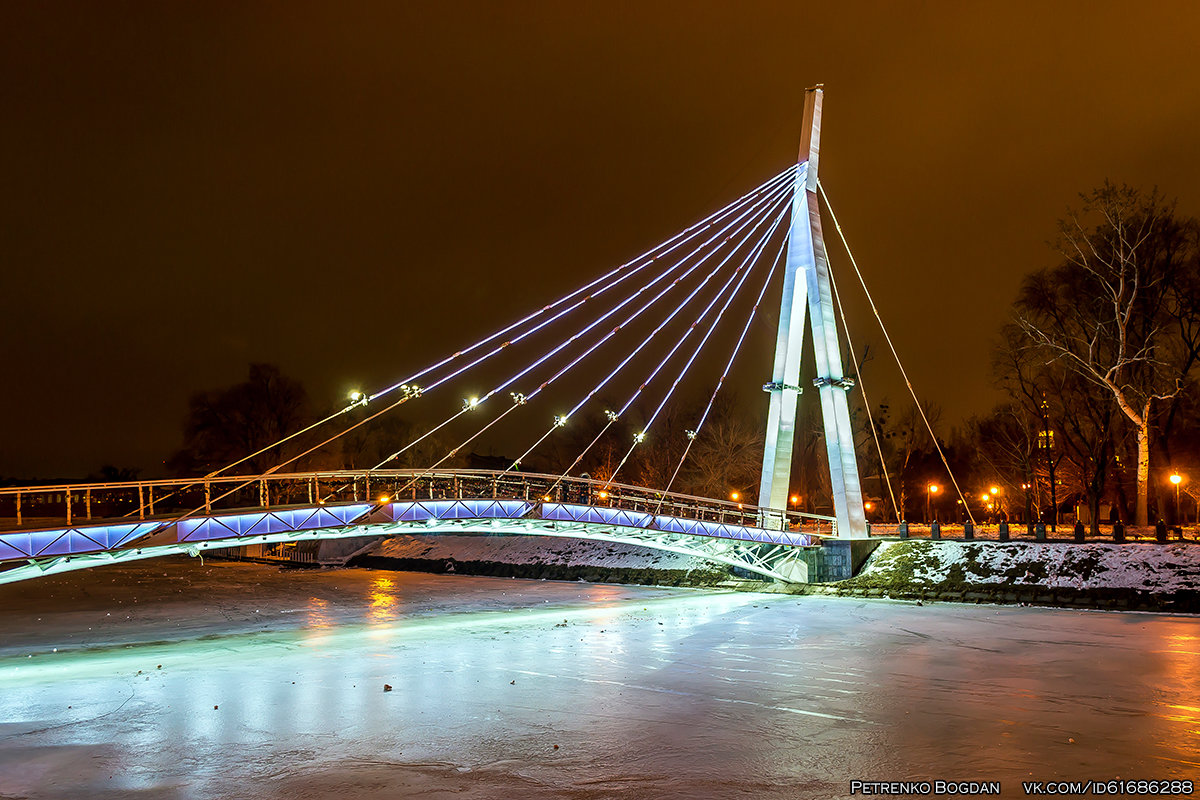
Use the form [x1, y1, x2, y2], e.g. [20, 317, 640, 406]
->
[1, 558, 1197, 798]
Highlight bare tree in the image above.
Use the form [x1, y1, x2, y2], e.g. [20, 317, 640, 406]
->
[1015, 184, 1187, 525]
[168, 364, 310, 476]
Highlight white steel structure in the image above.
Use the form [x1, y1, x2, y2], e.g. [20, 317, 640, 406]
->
[759, 86, 868, 539]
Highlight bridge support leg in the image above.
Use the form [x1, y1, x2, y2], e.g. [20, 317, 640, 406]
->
[759, 85, 867, 540]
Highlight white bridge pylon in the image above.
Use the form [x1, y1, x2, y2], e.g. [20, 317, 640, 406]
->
[759, 85, 868, 539]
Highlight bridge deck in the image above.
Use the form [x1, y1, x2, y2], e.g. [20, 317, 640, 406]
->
[0, 470, 834, 581]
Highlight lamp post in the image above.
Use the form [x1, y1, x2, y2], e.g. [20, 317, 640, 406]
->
[1170, 473, 1182, 524]
[1042, 394, 1058, 531]
[927, 484, 940, 523]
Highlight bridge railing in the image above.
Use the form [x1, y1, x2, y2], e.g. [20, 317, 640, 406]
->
[0, 469, 836, 537]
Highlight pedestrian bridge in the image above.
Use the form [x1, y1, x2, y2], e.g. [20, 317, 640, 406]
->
[0, 469, 834, 584]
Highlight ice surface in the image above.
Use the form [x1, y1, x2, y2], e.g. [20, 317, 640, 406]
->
[1, 558, 1197, 799]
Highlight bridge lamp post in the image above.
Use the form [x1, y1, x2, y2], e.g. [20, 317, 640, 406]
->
[926, 484, 939, 523]
[1170, 473, 1182, 523]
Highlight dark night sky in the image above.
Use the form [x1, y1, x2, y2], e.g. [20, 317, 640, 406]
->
[3, 2, 1199, 479]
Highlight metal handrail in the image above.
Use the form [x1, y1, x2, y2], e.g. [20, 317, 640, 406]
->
[0, 468, 834, 534]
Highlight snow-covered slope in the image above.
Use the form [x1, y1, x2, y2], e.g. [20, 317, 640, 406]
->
[366, 534, 712, 571]
[855, 540, 1200, 593]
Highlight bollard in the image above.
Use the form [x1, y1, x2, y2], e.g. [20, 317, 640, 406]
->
[1113, 520, 1125, 543]
[1035, 522, 1046, 542]
[931, 520, 941, 540]
[1074, 520, 1085, 543]
[898, 521, 909, 539]
[963, 520, 974, 540]
[999, 521, 1010, 542]
[1172, 525, 1182, 541]
[1155, 519, 1168, 544]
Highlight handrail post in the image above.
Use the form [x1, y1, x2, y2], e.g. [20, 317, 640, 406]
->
[204, 480, 212, 514]
[66, 488, 72, 526]
[365, 472, 371, 500]
[148, 486, 155, 516]
[261, 479, 269, 509]
[138, 484, 145, 520]
[86, 488, 92, 520]
[15, 491, 21, 526]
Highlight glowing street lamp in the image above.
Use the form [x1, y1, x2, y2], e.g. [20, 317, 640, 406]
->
[926, 484, 940, 523]
[1170, 473, 1183, 523]
[730, 491, 740, 502]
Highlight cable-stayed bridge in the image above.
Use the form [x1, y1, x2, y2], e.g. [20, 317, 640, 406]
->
[2, 86, 919, 585]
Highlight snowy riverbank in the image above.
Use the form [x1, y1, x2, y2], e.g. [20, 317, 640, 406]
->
[345, 534, 1200, 611]
[351, 534, 730, 586]
[799, 540, 1200, 612]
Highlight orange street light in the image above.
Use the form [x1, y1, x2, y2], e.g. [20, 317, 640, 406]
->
[730, 491, 740, 502]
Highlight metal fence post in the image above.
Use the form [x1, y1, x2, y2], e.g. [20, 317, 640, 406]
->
[204, 480, 212, 514]
[66, 488, 72, 526]
[15, 491, 21, 526]
[148, 486, 155, 516]
[138, 484, 145, 520]
[86, 488, 92, 520]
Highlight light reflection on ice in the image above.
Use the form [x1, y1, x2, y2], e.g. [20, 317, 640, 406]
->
[1, 563, 1198, 798]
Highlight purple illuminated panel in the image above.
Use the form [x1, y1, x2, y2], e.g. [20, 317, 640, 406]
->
[177, 504, 374, 543]
[383, 499, 531, 523]
[541, 503, 810, 546]
[0, 521, 164, 559]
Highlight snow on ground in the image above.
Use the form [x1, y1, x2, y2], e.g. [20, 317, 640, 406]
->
[860, 540, 1200, 593]
[369, 533, 713, 571]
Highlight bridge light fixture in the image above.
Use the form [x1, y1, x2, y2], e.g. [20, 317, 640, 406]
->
[554, 414, 568, 427]
[1170, 473, 1182, 486]
[790, 494, 799, 505]
[604, 410, 619, 422]
[349, 390, 364, 403]
[378, 495, 390, 503]
[730, 491, 740, 502]
[463, 396, 480, 411]
[634, 431, 646, 443]
[597, 491, 608, 500]
[542, 495, 552, 502]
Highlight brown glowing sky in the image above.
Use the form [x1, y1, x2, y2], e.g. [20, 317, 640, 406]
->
[3, 2, 1199, 479]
